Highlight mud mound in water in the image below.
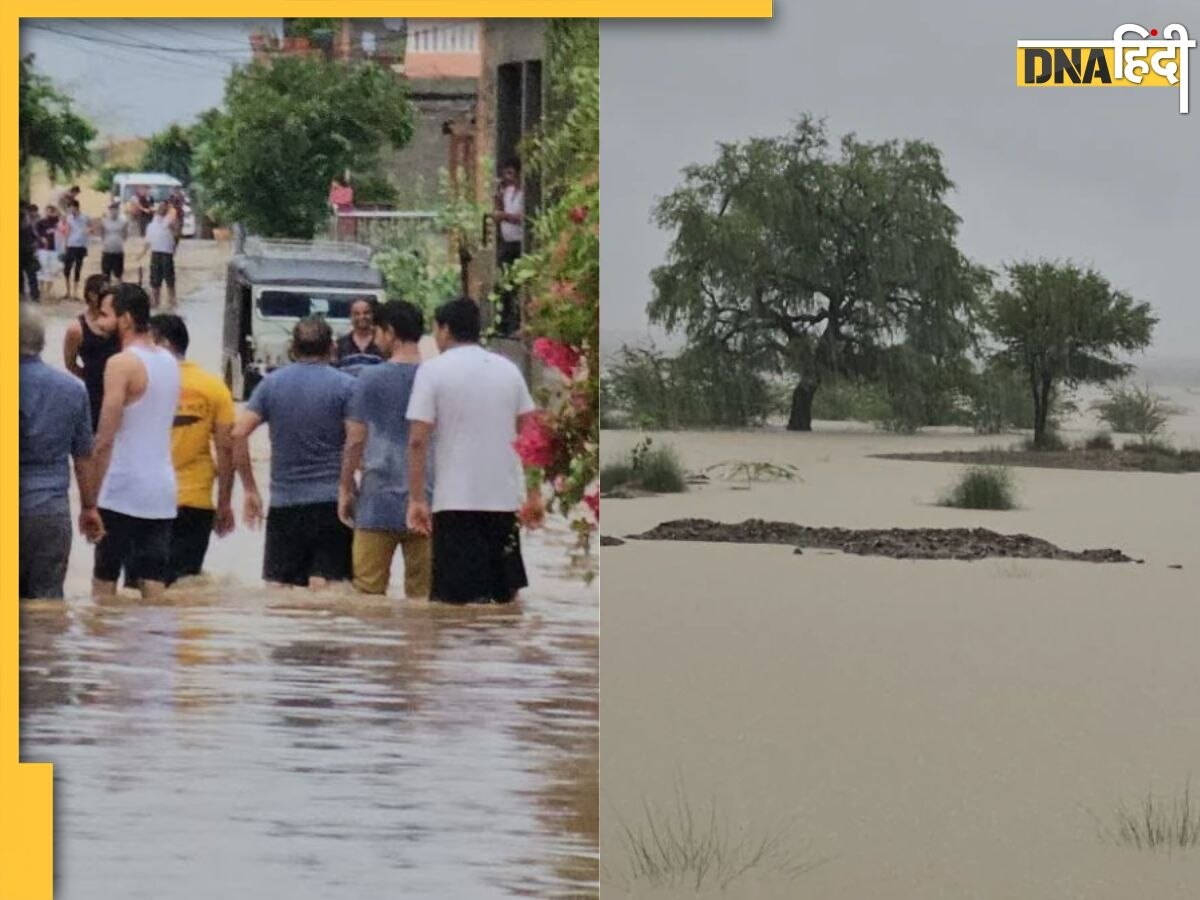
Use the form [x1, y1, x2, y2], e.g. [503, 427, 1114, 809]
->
[629, 518, 1138, 563]
[600, 536, 626, 547]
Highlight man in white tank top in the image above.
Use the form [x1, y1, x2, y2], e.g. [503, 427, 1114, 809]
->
[91, 284, 181, 599]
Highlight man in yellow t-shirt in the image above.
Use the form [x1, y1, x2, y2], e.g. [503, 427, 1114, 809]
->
[149, 314, 236, 584]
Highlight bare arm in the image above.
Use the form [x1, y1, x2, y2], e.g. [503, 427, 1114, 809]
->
[338, 419, 367, 527]
[213, 421, 235, 529]
[231, 410, 264, 528]
[92, 354, 133, 490]
[406, 420, 434, 535]
[63, 320, 85, 378]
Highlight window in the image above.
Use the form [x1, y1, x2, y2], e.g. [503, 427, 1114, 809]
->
[257, 290, 375, 320]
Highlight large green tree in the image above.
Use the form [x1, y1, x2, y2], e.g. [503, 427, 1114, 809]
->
[649, 117, 988, 431]
[19, 55, 96, 189]
[193, 56, 414, 238]
[987, 260, 1156, 448]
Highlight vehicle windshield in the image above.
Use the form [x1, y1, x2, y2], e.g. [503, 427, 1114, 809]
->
[119, 184, 182, 202]
[256, 290, 376, 320]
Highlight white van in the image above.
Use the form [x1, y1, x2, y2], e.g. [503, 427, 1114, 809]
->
[110, 172, 196, 238]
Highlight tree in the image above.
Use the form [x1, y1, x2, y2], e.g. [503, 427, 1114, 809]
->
[649, 117, 988, 431]
[141, 124, 195, 183]
[19, 55, 96, 189]
[987, 260, 1156, 448]
[192, 56, 414, 238]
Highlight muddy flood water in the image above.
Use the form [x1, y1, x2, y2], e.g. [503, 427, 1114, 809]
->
[20, 242, 599, 898]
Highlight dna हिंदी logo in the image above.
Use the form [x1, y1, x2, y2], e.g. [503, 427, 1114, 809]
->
[1016, 23, 1195, 113]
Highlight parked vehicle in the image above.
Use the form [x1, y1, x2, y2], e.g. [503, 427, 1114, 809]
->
[111, 172, 196, 238]
[222, 237, 387, 399]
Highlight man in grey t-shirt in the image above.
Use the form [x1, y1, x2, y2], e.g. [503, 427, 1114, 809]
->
[233, 316, 356, 588]
[338, 300, 433, 598]
[99, 201, 129, 281]
[19, 303, 103, 598]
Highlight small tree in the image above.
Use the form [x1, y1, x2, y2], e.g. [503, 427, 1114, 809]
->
[140, 124, 195, 184]
[19, 55, 96, 189]
[193, 56, 413, 238]
[987, 261, 1156, 448]
[1092, 382, 1180, 445]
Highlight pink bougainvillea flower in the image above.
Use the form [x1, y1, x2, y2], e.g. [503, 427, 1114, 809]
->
[584, 489, 599, 521]
[569, 206, 589, 224]
[513, 412, 558, 468]
[533, 337, 581, 379]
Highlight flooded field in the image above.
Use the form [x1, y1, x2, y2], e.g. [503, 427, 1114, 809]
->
[21, 242, 599, 898]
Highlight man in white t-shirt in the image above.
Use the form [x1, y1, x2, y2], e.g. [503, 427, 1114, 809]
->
[494, 158, 525, 336]
[139, 202, 179, 309]
[405, 297, 544, 604]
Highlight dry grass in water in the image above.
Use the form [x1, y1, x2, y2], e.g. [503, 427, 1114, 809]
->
[608, 780, 823, 892]
[1094, 781, 1200, 853]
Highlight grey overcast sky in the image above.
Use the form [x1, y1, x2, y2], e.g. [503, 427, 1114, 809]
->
[19, 20, 278, 137]
[601, 3, 1199, 360]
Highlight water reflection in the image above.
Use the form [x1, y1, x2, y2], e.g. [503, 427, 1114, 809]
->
[20, 515, 598, 898]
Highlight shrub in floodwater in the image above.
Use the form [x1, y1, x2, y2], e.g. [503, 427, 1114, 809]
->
[705, 459, 801, 487]
[600, 437, 687, 494]
[608, 779, 822, 892]
[1126, 441, 1200, 473]
[1092, 382, 1181, 443]
[1096, 781, 1200, 852]
[1022, 430, 1069, 452]
[939, 465, 1016, 510]
[1084, 431, 1115, 451]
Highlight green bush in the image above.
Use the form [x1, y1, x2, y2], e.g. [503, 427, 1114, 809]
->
[811, 379, 890, 423]
[964, 363, 1034, 434]
[1092, 382, 1180, 443]
[939, 466, 1016, 510]
[604, 343, 776, 429]
[1084, 431, 1114, 451]
[600, 438, 687, 494]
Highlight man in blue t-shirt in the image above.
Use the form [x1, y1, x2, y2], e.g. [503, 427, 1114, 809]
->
[19, 303, 104, 598]
[338, 300, 434, 598]
[232, 316, 355, 588]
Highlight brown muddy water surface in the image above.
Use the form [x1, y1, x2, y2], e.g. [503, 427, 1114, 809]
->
[21, 243, 598, 898]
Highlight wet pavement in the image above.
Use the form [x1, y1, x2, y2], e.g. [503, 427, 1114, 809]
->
[21, 246, 599, 898]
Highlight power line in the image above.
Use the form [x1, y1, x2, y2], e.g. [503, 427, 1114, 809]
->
[114, 18, 264, 49]
[26, 24, 237, 75]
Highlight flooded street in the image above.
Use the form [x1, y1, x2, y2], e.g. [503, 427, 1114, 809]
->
[21, 242, 599, 898]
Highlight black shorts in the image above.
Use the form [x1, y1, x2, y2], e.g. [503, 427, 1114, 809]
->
[264, 502, 352, 586]
[167, 506, 215, 585]
[20, 512, 72, 599]
[101, 251, 125, 280]
[149, 251, 175, 289]
[94, 508, 173, 585]
[63, 246, 87, 279]
[431, 511, 528, 603]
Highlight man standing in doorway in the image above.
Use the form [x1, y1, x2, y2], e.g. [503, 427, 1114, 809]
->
[140, 202, 178, 309]
[150, 314, 236, 584]
[494, 158, 525, 336]
[406, 298, 544, 604]
[233, 317, 356, 589]
[339, 300, 433, 599]
[91, 284, 182, 600]
[20, 303, 104, 599]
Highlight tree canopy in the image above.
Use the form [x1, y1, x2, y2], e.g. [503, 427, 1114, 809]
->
[649, 116, 988, 430]
[141, 124, 197, 184]
[19, 55, 96, 187]
[193, 56, 414, 238]
[987, 260, 1156, 447]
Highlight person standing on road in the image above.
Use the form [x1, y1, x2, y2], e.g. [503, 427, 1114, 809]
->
[35, 205, 63, 299]
[20, 203, 41, 301]
[140, 202, 178, 309]
[233, 317, 356, 589]
[62, 200, 91, 300]
[20, 303, 104, 599]
[64, 275, 121, 431]
[150, 314, 236, 584]
[339, 300, 433, 599]
[90, 284, 182, 600]
[99, 201, 129, 282]
[406, 298, 545, 604]
[333, 298, 383, 369]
